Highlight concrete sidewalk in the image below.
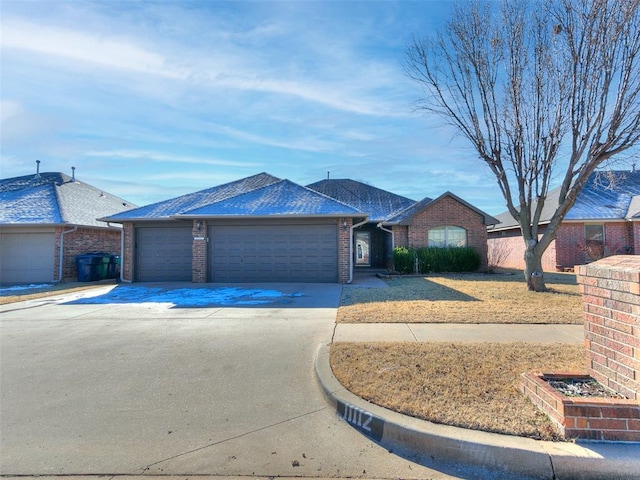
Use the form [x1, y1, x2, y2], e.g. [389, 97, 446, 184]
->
[333, 322, 584, 343]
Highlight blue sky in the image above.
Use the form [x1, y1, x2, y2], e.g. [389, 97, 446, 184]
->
[1, 0, 508, 214]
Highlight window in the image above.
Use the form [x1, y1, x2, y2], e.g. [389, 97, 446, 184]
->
[428, 226, 467, 248]
[584, 224, 605, 261]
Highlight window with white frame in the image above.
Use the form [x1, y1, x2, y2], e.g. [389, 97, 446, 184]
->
[428, 226, 467, 248]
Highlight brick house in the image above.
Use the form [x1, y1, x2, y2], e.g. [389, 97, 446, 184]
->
[104, 173, 497, 284]
[0, 170, 136, 284]
[487, 170, 640, 271]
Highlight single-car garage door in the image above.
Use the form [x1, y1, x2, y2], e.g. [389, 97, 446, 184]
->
[136, 225, 192, 282]
[0, 231, 55, 284]
[209, 223, 338, 282]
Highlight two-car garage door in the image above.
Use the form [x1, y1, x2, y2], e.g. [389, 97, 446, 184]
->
[209, 223, 338, 282]
[134, 222, 339, 283]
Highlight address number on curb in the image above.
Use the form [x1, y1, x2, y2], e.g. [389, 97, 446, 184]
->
[337, 400, 384, 441]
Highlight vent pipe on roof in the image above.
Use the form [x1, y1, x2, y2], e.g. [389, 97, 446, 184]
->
[327, 171, 330, 180]
[34, 160, 41, 179]
[71, 166, 76, 182]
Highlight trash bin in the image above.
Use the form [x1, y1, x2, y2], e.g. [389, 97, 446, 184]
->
[96, 254, 111, 280]
[107, 255, 120, 279]
[76, 254, 101, 282]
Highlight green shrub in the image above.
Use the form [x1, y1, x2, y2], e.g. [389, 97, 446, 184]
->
[393, 246, 416, 273]
[416, 246, 481, 273]
[394, 246, 480, 274]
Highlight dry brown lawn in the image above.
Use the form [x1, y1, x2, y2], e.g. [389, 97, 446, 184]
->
[339, 271, 582, 324]
[331, 342, 586, 441]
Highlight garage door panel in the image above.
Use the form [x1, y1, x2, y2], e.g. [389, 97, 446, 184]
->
[136, 226, 192, 282]
[0, 232, 55, 284]
[210, 224, 337, 282]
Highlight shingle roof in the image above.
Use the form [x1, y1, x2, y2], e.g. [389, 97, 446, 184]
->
[183, 179, 364, 217]
[104, 172, 281, 221]
[306, 179, 415, 222]
[0, 172, 135, 227]
[489, 170, 640, 231]
[384, 191, 499, 226]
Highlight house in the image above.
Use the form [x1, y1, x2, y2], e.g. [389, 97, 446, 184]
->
[307, 179, 498, 271]
[0, 170, 136, 284]
[103, 172, 498, 283]
[487, 170, 640, 271]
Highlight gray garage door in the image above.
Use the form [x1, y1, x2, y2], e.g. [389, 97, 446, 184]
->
[136, 226, 192, 282]
[209, 224, 338, 282]
[0, 231, 55, 284]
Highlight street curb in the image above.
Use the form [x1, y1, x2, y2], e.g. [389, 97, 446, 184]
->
[315, 343, 640, 480]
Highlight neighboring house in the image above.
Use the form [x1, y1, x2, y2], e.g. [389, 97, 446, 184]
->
[0, 171, 136, 284]
[104, 172, 498, 284]
[487, 170, 640, 271]
[307, 179, 498, 271]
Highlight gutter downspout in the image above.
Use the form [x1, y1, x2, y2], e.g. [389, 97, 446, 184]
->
[57, 226, 78, 282]
[348, 218, 369, 284]
[108, 222, 127, 283]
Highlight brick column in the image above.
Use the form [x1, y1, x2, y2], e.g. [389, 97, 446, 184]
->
[192, 219, 207, 283]
[338, 218, 352, 283]
[122, 223, 135, 282]
[577, 255, 640, 400]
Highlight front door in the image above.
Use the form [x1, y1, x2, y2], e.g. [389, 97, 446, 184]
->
[355, 231, 371, 266]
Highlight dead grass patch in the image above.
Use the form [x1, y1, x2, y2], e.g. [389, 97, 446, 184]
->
[330, 342, 586, 441]
[339, 271, 581, 324]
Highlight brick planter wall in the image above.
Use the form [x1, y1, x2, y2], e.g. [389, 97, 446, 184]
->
[577, 255, 640, 400]
[522, 255, 639, 442]
[521, 372, 640, 441]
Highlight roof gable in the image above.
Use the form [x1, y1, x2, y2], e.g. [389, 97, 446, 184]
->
[0, 172, 135, 226]
[182, 179, 364, 217]
[105, 172, 280, 221]
[384, 191, 499, 226]
[307, 179, 415, 222]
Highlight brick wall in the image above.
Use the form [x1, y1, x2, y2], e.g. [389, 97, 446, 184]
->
[634, 222, 640, 257]
[122, 223, 134, 282]
[577, 256, 640, 400]
[396, 196, 489, 271]
[55, 226, 122, 282]
[557, 222, 634, 269]
[339, 218, 352, 283]
[521, 372, 640, 441]
[192, 219, 207, 283]
[487, 232, 558, 271]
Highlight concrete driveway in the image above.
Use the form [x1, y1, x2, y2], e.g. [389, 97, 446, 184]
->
[0, 283, 459, 479]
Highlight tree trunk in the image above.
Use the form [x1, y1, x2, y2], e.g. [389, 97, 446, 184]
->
[524, 241, 547, 292]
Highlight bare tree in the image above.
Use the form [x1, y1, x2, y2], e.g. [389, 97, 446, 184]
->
[405, 0, 640, 291]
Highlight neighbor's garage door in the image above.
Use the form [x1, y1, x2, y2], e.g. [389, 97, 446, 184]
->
[209, 224, 338, 282]
[135, 226, 192, 282]
[0, 231, 55, 284]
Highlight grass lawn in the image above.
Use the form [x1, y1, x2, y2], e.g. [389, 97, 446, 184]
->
[338, 270, 582, 324]
[331, 342, 586, 441]
[333, 269, 588, 441]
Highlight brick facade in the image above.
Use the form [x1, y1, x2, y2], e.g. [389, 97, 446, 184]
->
[394, 196, 490, 271]
[192, 219, 207, 283]
[577, 256, 640, 400]
[122, 223, 134, 282]
[488, 221, 637, 271]
[339, 218, 352, 283]
[55, 226, 122, 282]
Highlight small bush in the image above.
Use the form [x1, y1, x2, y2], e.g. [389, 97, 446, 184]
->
[394, 246, 480, 273]
[393, 247, 416, 273]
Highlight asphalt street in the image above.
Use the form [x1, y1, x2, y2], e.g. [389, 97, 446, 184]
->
[0, 283, 463, 479]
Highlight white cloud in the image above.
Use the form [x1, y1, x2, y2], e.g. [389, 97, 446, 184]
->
[85, 149, 260, 168]
[1, 19, 185, 79]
